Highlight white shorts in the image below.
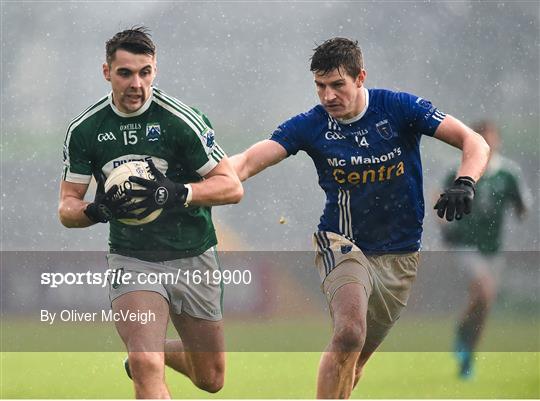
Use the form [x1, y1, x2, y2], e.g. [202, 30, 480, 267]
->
[106, 247, 223, 321]
[454, 248, 505, 282]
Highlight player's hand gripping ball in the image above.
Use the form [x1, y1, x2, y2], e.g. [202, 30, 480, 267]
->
[123, 159, 189, 218]
[104, 161, 163, 225]
[83, 173, 134, 224]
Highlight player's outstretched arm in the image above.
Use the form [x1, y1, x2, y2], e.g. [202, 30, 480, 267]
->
[189, 156, 244, 206]
[434, 115, 490, 181]
[433, 115, 491, 221]
[230, 140, 288, 182]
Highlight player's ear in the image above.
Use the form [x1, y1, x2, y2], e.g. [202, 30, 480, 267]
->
[103, 63, 111, 82]
[356, 70, 366, 87]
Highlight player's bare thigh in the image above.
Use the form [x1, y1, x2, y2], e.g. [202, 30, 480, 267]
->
[112, 290, 170, 351]
[329, 281, 369, 351]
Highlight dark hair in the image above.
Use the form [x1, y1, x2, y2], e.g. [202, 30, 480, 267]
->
[310, 37, 363, 77]
[106, 26, 155, 65]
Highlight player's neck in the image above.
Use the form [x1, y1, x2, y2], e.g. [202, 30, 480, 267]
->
[336, 87, 369, 124]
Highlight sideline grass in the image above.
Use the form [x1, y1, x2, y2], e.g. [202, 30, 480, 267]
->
[1, 351, 538, 398]
[3, 315, 538, 352]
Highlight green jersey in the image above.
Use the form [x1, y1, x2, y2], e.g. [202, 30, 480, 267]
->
[441, 155, 531, 254]
[62, 87, 226, 261]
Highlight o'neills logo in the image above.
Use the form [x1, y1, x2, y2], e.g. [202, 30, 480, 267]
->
[120, 123, 142, 131]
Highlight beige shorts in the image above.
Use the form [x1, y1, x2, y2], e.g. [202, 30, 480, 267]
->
[106, 247, 223, 321]
[313, 231, 419, 329]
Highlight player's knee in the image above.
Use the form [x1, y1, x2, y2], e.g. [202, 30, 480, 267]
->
[194, 364, 224, 393]
[195, 374, 224, 393]
[332, 323, 365, 352]
[198, 377, 224, 393]
[128, 352, 164, 381]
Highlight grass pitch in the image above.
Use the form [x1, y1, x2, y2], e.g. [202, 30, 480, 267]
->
[2, 316, 539, 398]
[1, 351, 539, 398]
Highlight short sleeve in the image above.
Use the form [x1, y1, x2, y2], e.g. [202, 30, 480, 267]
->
[182, 109, 226, 177]
[269, 116, 305, 156]
[397, 92, 446, 137]
[62, 128, 93, 184]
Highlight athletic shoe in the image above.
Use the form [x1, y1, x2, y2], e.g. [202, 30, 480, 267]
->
[124, 357, 132, 380]
[454, 336, 474, 379]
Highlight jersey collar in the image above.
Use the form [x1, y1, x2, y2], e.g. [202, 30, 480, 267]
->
[108, 87, 154, 118]
[336, 87, 369, 125]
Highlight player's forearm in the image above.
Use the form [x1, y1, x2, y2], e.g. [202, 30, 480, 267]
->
[58, 197, 95, 228]
[231, 140, 287, 182]
[229, 153, 250, 182]
[455, 133, 490, 182]
[189, 175, 243, 206]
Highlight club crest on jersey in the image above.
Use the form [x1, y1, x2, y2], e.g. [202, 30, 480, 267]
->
[146, 123, 161, 142]
[340, 245, 353, 254]
[203, 129, 215, 149]
[375, 119, 394, 140]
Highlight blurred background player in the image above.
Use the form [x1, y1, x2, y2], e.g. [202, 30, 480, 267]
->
[231, 38, 490, 398]
[440, 120, 532, 379]
[58, 27, 243, 398]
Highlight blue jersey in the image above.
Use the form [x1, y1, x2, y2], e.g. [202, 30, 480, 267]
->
[270, 88, 445, 253]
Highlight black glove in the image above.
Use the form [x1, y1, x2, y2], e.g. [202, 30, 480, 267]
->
[125, 159, 188, 220]
[84, 174, 135, 223]
[434, 176, 476, 221]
